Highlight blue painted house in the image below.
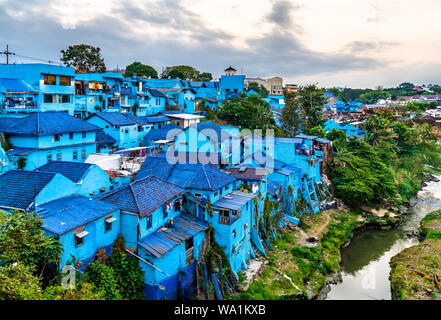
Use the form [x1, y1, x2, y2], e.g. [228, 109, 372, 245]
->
[85, 112, 139, 149]
[0, 64, 76, 114]
[73, 72, 123, 118]
[219, 72, 246, 101]
[136, 156, 256, 276]
[34, 161, 111, 197]
[99, 175, 208, 299]
[36, 194, 121, 270]
[0, 112, 99, 170]
[141, 123, 180, 150]
[0, 170, 77, 211]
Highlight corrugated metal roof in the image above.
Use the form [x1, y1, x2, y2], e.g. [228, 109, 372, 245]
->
[0, 78, 38, 94]
[211, 191, 255, 211]
[37, 194, 119, 235]
[138, 213, 208, 258]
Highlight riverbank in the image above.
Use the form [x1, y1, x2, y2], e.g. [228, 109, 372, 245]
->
[389, 210, 441, 300]
[229, 208, 401, 300]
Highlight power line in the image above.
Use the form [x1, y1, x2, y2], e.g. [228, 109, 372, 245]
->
[1, 44, 59, 65]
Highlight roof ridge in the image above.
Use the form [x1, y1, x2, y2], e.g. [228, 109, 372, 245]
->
[128, 179, 143, 215]
[201, 164, 212, 190]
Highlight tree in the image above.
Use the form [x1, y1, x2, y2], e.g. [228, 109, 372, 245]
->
[0, 210, 61, 266]
[84, 262, 121, 300]
[0, 263, 43, 300]
[308, 126, 326, 139]
[106, 253, 144, 299]
[124, 62, 158, 78]
[161, 65, 199, 80]
[398, 82, 415, 91]
[326, 128, 346, 141]
[197, 72, 213, 81]
[280, 92, 302, 137]
[60, 44, 106, 73]
[247, 82, 269, 98]
[299, 84, 326, 132]
[17, 157, 27, 170]
[218, 94, 274, 130]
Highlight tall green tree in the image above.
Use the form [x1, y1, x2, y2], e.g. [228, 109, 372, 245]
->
[280, 92, 302, 137]
[218, 94, 274, 130]
[60, 44, 106, 72]
[197, 72, 213, 81]
[247, 82, 269, 98]
[299, 84, 326, 132]
[161, 65, 199, 80]
[124, 62, 158, 78]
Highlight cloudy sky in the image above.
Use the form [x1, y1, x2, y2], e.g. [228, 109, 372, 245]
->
[1, 0, 441, 88]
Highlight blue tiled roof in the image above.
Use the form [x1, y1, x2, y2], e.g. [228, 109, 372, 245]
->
[143, 123, 180, 142]
[138, 212, 208, 258]
[148, 89, 167, 98]
[0, 112, 100, 136]
[0, 78, 38, 93]
[91, 112, 137, 127]
[145, 115, 170, 124]
[37, 194, 119, 235]
[34, 161, 95, 183]
[96, 129, 117, 145]
[0, 170, 58, 210]
[99, 175, 184, 217]
[192, 121, 232, 142]
[137, 156, 237, 191]
[142, 79, 186, 89]
[121, 113, 151, 125]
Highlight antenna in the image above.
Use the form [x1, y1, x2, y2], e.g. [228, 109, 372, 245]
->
[0, 45, 15, 64]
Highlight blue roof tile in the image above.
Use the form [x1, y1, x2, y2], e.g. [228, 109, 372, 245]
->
[136, 156, 237, 191]
[0, 78, 38, 93]
[143, 123, 180, 142]
[99, 175, 184, 217]
[0, 170, 58, 210]
[91, 112, 137, 127]
[96, 129, 117, 145]
[37, 194, 119, 235]
[0, 112, 99, 136]
[34, 161, 95, 183]
[192, 121, 232, 142]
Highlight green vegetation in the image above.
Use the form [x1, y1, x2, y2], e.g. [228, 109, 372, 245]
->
[218, 94, 275, 131]
[247, 82, 269, 98]
[390, 210, 441, 300]
[231, 210, 396, 300]
[160, 65, 212, 81]
[60, 44, 106, 72]
[329, 109, 441, 207]
[124, 62, 158, 78]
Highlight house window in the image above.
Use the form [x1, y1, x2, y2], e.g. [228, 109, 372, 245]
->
[47, 153, 53, 163]
[58, 94, 71, 103]
[69, 132, 73, 140]
[74, 230, 88, 247]
[82, 132, 87, 139]
[146, 215, 152, 230]
[233, 229, 236, 238]
[54, 134, 62, 141]
[81, 148, 86, 159]
[194, 193, 202, 198]
[105, 216, 116, 233]
[59, 76, 71, 86]
[224, 185, 229, 191]
[73, 150, 78, 160]
[219, 209, 230, 225]
[43, 94, 56, 103]
[43, 74, 56, 85]
[231, 209, 241, 221]
[56, 152, 62, 161]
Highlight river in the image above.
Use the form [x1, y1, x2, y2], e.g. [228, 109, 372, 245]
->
[326, 175, 441, 300]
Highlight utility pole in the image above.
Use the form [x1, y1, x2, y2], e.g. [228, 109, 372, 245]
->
[0, 45, 15, 64]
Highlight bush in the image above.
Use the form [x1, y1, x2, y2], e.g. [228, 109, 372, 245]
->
[84, 262, 121, 300]
[106, 253, 144, 299]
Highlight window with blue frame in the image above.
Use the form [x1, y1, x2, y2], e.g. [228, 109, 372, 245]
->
[47, 152, 53, 163]
[82, 132, 87, 138]
[56, 152, 62, 161]
[69, 132, 73, 140]
[81, 148, 86, 159]
[73, 150, 78, 160]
